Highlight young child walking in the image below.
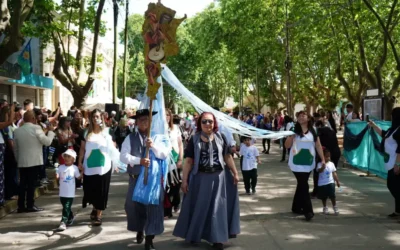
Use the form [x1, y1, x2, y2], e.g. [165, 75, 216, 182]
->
[56, 149, 82, 231]
[240, 137, 261, 195]
[317, 148, 341, 215]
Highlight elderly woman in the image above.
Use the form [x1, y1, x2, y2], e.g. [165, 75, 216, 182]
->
[78, 109, 119, 226]
[173, 112, 240, 250]
[285, 111, 325, 221]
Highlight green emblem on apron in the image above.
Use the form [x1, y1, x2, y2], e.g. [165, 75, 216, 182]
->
[383, 152, 390, 163]
[87, 149, 106, 168]
[293, 149, 314, 166]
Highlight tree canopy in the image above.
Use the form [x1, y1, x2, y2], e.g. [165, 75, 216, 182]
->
[125, 0, 400, 116]
[3, 0, 400, 117]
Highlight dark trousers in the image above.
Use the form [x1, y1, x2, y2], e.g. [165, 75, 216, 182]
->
[164, 183, 181, 217]
[387, 169, 400, 213]
[262, 139, 271, 153]
[292, 171, 314, 215]
[281, 138, 289, 160]
[242, 169, 258, 192]
[312, 169, 319, 196]
[60, 197, 74, 223]
[4, 160, 18, 199]
[18, 166, 39, 209]
[39, 147, 48, 179]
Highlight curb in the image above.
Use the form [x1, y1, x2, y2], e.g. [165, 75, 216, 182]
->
[0, 169, 58, 219]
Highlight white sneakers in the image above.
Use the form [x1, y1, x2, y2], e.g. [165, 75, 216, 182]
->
[333, 206, 339, 215]
[323, 206, 339, 215]
[58, 222, 67, 231]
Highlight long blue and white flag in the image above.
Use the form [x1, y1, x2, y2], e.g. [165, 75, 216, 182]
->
[161, 64, 294, 139]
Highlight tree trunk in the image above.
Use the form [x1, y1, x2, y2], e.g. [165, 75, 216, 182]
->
[72, 89, 86, 108]
[0, 0, 33, 64]
[0, 0, 10, 34]
[384, 95, 394, 121]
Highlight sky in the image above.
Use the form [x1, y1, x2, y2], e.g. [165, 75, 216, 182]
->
[101, 0, 215, 50]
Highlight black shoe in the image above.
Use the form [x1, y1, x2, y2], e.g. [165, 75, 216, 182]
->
[280, 159, 285, 162]
[262, 150, 266, 153]
[145, 235, 155, 250]
[136, 231, 144, 244]
[213, 243, 224, 249]
[26, 206, 44, 212]
[17, 208, 26, 213]
[305, 212, 314, 221]
[292, 209, 303, 215]
[93, 217, 102, 226]
[388, 212, 400, 218]
[265, 151, 269, 154]
[144, 243, 155, 250]
[90, 209, 97, 221]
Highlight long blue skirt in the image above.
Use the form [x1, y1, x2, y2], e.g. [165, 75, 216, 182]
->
[125, 176, 164, 235]
[173, 169, 240, 243]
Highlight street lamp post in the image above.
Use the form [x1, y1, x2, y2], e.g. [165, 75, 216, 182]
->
[285, 2, 292, 117]
[122, 0, 129, 110]
[256, 50, 261, 113]
[112, 0, 119, 104]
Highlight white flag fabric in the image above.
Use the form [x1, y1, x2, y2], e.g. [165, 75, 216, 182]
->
[161, 65, 294, 139]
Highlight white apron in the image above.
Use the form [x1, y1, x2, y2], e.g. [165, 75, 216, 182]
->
[289, 133, 316, 173]
[84, 132, 112, 176]
[384, 127, 400, 171]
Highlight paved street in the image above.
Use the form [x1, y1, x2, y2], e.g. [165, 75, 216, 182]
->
[1, 144, 400, 250]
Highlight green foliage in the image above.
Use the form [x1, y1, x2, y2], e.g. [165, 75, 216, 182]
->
[22, 0, 107, 48]
[8, 0, 400, 113]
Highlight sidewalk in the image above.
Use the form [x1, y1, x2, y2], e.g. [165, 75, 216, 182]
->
[0, 143, 399, 250]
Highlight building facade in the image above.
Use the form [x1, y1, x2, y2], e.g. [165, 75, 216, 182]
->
[0, 37, 53, 108]
[0, 35, 114, 111]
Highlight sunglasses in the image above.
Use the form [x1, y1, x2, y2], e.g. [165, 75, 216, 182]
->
[201, 119, 214, 125]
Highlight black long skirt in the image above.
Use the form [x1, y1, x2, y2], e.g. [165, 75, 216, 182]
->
[82, 168, 112, 210]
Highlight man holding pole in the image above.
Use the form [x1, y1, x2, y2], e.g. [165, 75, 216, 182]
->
[120, 109, 169, 250]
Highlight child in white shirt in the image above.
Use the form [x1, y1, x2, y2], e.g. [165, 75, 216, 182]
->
[56, 149, 82, 231]
[240, 137, 261, 195]
[317, 148, 341, 215]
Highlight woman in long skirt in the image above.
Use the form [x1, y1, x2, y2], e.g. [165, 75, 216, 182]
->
[78, 109, 119, 226]
[173, 112, 240, 250]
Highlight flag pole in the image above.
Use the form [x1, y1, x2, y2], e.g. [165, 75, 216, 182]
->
[141, 0, 185, 185]
[143, 99, 154, 185]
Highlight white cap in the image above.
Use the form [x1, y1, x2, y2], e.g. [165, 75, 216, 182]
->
[62, 149, 77, 160]
[111, 110, 116, 115]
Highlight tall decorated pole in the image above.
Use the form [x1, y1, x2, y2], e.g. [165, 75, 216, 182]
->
[142, 0, 186, 184]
